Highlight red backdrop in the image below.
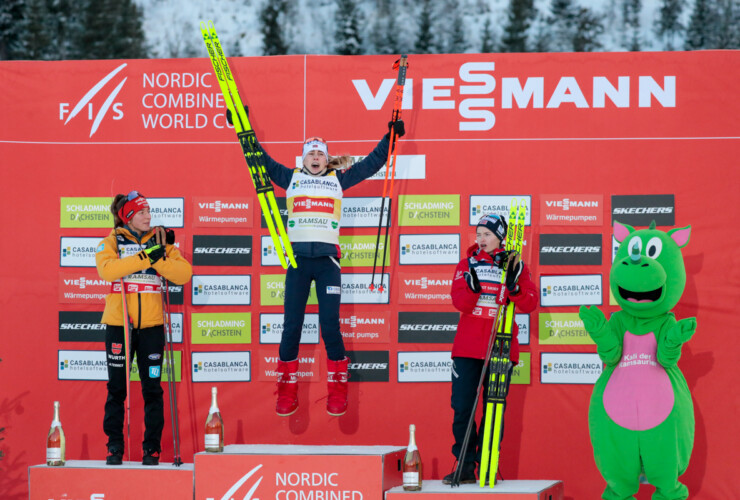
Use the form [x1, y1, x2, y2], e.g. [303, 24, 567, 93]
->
[0, 51, 739, 500]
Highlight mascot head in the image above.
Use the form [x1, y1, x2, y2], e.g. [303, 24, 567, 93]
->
[611, 221, 691, 318]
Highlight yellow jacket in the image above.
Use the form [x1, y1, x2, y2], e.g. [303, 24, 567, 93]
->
[96, 227, 192, 328]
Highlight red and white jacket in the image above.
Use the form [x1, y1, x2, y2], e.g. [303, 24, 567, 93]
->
[450, 244, 537, 363]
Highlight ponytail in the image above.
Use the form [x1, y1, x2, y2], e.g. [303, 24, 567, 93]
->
[110, 194, 126, 228]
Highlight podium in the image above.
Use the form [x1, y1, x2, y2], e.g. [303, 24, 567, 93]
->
[194, 444, 405, 500]
[29, 460, 194, 500]
[385, 480, 564, 499]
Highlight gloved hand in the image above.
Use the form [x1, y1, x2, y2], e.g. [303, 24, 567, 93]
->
[505, 252, 523, 293]
[226, 106, 249, 126]
[165, 228, 175, 245]
[492, 250, 511, 269]
[144, 244, 165, 264]
[463, 268, 481, 293]
[151, 226, 174, 246]
[386, 119, 405, 139]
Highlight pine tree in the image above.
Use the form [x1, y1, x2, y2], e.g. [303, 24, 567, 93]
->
[261, 0, 288, 55]
[713, 0, 740, 49]
[480, 17, 495, 53]
[573, 7, 605, 51]
[414, 0, 435, 54]
[685, 0, 712, 49]
[334, 0, 363, 55]
[76, 0, 146, 59]
[46, 0, 82, 60]
[655, 0, 685, 50]
[549, 0, 577, 51]
[16, 0, 50, 60]
[0, 0, 25, 59]
[446, 3, 467, 53]
[370, 0, 400, 55]
[622, 0, 642, 51]
[500, 0, 536, 52]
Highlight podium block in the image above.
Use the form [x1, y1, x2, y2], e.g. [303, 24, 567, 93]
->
[29, 460, 194, 500]
[385, 480, 564, 500]
[195, 444, 405, 500]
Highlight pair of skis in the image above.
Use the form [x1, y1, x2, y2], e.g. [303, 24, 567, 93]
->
[451, 199, 527, 488]
[200, 20, 296, 269]
[369, 55, 408, 292]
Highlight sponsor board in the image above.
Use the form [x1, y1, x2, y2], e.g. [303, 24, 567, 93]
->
[58, 311, 105, 342]
[341, 273, 390, 304]
[398, 351, 452, 382]
[260, 313, 320, 344]
[58, 350, 107, 380]
[516, 313, 531, 346]
[193, 197, 253, 227]
[60, 197, 113, 228]
[398, 273, 452, 305]
[539, 233, 603, 266]
[511, 352, 531, 385]
[538, 312, 594, 345]
[540, 194, 603, 226]
[339, 311, 391, 344]
[192, 235, 253, 266]
[148, 197, 184, 228]
[256, 351, 322, 382]
[260, 196, 288, 228]
[339, 235, 389, 267]
[540, 274, 602, 307]
[168, 312, 183, 343]
[611, 194, 675, 226]
[295, 154, 426, 181]
[164, 281, 184, 305]
[261, 274, 318, 306]
[346, 350, 390, 382]
[261, 235, 291, 267]
[399, 233, 460, 265]
[397, 311, 459, 343]
[131, 350, 182, 382]
[191, 312, 252, 344]
[541, 352, 603, 384]
[340, 197, 390, 228]
[398, 195, 460, 227]
[469, 195, 532, 226]
[192, 351, 250, 382]
[58, 272, 109, 303]
[192, 275, 251, 305]
[60, 237, 102, 267]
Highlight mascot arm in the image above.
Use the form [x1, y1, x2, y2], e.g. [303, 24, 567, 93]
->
[658, 316, 696, 367]
[579, 305, 622, 365]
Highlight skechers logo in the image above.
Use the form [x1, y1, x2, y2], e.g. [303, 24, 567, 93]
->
[59, 63, 127, 137]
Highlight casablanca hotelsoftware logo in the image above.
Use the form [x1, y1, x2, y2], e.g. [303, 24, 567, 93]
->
[59, 63, 127, 137]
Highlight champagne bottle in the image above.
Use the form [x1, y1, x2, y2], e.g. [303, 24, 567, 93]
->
[204, 386, 224, 452]
[46, 401, 65, 466]
[402, 424, 422, 491]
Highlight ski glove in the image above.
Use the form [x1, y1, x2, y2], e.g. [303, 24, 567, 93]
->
[492, 250, 512, 269]
[505, 253, 523, 293]
[386, 119, 405, 139]
[463, 268, 481, 293]
[144, 244, 166, 264]
[226, 106, 249, 126]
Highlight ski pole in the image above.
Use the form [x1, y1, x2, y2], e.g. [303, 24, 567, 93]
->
[160, 277, 182, 466]
[370, 55, 408, 291]
[118, 275, 132, 463]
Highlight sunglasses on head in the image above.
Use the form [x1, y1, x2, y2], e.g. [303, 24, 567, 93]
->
[126, 190, 144, 201]
[304, 137, 326, 144]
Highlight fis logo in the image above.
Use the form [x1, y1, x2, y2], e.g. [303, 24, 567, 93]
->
[59, 63, 127, 137]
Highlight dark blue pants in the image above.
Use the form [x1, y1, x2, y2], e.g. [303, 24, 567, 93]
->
[280, 255, 345, 361]
[104, 324, 164, 453]
[451, 357, 512, 465]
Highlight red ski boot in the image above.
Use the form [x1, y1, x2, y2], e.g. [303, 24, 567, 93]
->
[326, 357, 349, 416]
[276, 359, 299, 416]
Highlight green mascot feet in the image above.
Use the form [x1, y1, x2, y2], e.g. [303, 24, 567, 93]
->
[579, 221, 695, 500]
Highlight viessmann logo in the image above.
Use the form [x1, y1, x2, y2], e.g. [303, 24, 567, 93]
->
[293, 197, 335, 214]
[59, 63, 127, 137]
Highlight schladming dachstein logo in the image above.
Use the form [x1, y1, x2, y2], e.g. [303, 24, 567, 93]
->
[59, 63, 127, 137]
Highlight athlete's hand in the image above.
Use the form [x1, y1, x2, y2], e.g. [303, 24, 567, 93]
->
[387, 119, 405, 139]
[463, 268, 481, 293]
[505, 252, 522, 293]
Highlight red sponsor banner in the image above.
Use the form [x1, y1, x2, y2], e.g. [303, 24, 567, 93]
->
[30, 463, 194, 500]
[256, 348, 322, 382]
[397, 273, 453, 305]
[194, 447, 403, 500]
[540, 194, 603, 226]
[292, 196, 335, 214]
[58, 272, 109, 304]
[339, 310, 391, 344]
[193, 197, 253, 228]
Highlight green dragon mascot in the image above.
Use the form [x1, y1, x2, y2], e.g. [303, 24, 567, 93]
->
[579, 221, 695, 500]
